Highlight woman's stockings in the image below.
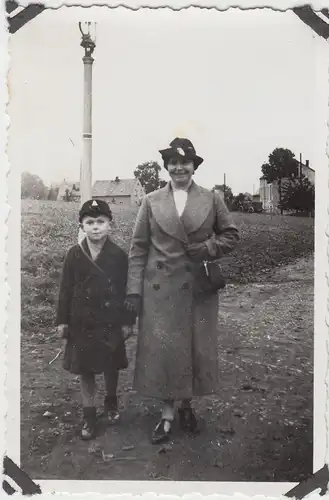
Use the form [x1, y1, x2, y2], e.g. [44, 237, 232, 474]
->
[162, 399, 175, 431]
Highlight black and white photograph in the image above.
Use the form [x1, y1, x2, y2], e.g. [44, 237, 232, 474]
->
[3, 3, 329, 496]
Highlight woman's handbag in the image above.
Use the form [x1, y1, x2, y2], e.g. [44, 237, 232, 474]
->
[197, 191, 227, 293]
[183, 192, 227, 294]
[198, 259, 226, 294]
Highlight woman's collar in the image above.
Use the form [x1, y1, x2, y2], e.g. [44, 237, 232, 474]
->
[170, 179, 194, 193]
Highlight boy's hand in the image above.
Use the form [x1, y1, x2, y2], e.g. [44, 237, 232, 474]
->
[122, 325, 134, 341]
[57, 324, 69, 338]
[125, 295, 141, 315]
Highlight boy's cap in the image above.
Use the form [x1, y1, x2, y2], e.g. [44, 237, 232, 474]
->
[79, 199, 113, 222]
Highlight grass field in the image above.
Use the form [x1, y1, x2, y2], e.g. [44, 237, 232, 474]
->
[21, 199, 314, 338]
[20, 199, 314, 482]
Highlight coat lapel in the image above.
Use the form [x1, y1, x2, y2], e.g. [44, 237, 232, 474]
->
[149, 183, 188, 244]
[94, 237, 113, 269]
[181, 182, 213, 235]
[149, 181, 214, 242]
[80, 237, 111, 276]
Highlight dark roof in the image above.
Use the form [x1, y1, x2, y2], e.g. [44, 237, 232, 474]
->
[92, 179, 143, 197]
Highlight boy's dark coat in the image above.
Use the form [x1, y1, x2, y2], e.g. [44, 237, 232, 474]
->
[56, 237, 135, 374]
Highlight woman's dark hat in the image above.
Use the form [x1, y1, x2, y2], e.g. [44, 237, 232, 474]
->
[159, 138, 204, 170]
[79, 199, 113, 223]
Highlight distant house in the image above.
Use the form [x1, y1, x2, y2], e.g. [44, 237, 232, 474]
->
[92, 177, 145, 207]
[57, 180, 80, 201]
[259, 160, 315, 212]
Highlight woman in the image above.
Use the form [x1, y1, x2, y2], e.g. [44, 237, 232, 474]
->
[126, 138, 239, 444]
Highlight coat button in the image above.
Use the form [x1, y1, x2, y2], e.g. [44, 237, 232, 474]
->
[182, 282, 190, 290]
[104, 301, 110, 308]
[156, 262, 163, 270]
[153, 283, 160, 291]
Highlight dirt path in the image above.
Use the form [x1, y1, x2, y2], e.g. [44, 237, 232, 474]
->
[21, 256, 313, 482]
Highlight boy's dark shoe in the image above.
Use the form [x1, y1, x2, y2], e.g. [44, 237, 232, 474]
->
[151, 419, 172, 444]
[178, 407, 200, 434]
[81, 406, 97, 440]
[104, 396, 120, 425]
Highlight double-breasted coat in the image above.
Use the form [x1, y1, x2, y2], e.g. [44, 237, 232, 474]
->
[56, 237, 136, 375]
[127, 181, 239, 400]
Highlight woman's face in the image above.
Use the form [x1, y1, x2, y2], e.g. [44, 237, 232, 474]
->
[167, 158, 195, 187]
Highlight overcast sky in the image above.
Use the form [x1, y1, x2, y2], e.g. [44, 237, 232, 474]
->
[8, 7, 326, 194]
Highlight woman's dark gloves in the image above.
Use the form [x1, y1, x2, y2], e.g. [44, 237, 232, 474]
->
[124, 294, 141, 316]
[185, 239, 217, 261]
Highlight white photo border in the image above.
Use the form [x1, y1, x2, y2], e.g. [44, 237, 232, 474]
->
[2, 1, 329, 498]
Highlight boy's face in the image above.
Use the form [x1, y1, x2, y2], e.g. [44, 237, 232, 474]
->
[81, 215, 111, 242]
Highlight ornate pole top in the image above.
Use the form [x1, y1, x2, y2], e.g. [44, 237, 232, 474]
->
[79, 22, 96, 58]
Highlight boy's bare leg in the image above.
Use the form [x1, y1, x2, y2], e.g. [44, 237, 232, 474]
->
[79, 373, 97, 440]
[80, 373, 96, 406]
[162, 399, 175, 422]
[151, 399, 174, 444]
[104, 366, 119, 397]
[103, 367, 120, 423]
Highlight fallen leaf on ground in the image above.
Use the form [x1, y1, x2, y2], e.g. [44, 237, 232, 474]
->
[42, 411, 54, 418]
[102, 451, 115, 461]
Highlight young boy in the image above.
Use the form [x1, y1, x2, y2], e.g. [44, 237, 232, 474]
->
[56, 199, 137, 440]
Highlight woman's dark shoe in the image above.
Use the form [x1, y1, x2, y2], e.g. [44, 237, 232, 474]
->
[104, 396, 120, 425]
[151, 419, 172, 444]
[81, 406, 97, 440]
[178, 407, 200, 434]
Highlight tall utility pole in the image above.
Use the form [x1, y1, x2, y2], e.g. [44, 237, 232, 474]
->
[223, 173, 226, 201]
[79, 22, 96, 207]
[78, 22, 96, 242]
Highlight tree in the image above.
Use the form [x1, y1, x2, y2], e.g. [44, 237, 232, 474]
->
[280, 177, 315, 214]
[21, 172, 47, 199]
[261, 148, 299, 215]
[235, 192, 246, 203]
[231, 192, 247, 211]
[134, 161, 166, 194]
[212, 184, 234, 206]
